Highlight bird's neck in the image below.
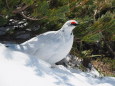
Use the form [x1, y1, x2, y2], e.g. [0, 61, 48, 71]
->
[60, 27, 73, 37]
[61, 27, 73, 35]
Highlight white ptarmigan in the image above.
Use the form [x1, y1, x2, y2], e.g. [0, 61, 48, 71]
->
[20, 20, 78, 64]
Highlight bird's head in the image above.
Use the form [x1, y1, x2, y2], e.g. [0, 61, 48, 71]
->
[62, 20, 79, 32]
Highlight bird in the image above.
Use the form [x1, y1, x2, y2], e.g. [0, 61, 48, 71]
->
[12, 20, 78, 65]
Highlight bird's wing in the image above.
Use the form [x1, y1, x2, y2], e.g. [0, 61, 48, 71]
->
[21, 31, 63, 55]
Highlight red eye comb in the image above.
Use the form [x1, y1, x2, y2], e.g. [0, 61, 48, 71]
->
[71, 22, 77, 24]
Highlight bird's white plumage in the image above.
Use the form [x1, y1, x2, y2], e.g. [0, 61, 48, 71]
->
[20, 20, 78, 64]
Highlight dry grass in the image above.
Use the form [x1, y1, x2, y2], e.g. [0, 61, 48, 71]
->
[92, 60, 115, 76]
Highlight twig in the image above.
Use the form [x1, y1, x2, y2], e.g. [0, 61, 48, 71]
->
[19, 12, 47, 21]
[5, 0, 10, 9]
[12, 5, 29, 14]
[104, 41, 115, 59]
[13, 4, 47, 21]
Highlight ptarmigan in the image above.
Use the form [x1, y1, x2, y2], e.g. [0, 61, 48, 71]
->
[20, 20, 78, 64]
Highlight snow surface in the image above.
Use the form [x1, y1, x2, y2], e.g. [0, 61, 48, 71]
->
[0, 43, 115, 86]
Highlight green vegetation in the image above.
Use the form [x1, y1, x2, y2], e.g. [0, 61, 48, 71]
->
[0, 0, 115, 76]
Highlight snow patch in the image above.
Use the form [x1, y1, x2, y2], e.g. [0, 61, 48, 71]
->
[0, 43, 115, 86]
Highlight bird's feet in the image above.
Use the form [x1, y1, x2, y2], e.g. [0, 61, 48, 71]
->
[51, 64, 58, 68]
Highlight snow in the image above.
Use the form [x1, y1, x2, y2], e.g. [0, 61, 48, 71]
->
[0, 43, 115, 86]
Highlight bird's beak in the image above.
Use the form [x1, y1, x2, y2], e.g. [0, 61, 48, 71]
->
[72, 23, 79, 26]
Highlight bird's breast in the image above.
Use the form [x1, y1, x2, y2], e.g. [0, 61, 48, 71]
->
[47, 35, 74, 64]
